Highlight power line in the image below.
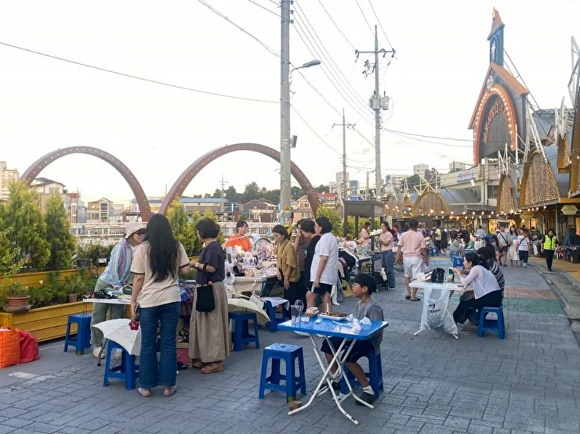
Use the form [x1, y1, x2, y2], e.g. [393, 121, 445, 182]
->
[355, 0, 375, 37]
[317, 0, 356, 50]
[291, 105, 342, 156]
[368, 0, 394, 50]
[247, 0, 280, 17]
[0, 41, 278, 104]
[197, 0, 282, 60]
[383, 128, 472, 142]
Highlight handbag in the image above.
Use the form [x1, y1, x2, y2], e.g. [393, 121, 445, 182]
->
[195, 284, 215, 313]
[0, 327, 20, 369]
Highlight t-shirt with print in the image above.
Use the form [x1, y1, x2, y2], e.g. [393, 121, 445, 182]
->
[356, 297, 384, 350]
[131, 241, 189, 308]
[310, 232, 338, 285]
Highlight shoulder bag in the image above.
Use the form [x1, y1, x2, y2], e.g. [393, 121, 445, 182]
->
[195, 284, 215, 313]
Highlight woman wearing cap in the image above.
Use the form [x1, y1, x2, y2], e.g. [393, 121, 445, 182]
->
[130, 214, 191, 397]
[90, 221, 146, 358]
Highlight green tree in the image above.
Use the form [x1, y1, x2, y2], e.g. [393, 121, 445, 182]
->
[241, 182, 261, 202]
[0, 182, 50, 269]
[45, 192, 77, 269]
[166, 199, 197, 256]
[316, 206, 343, 236]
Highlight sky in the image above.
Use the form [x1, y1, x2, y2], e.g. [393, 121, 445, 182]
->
[0, 0, 578, 205]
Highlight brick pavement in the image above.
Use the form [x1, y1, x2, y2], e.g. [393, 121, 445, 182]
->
[1, 261, 580, 433]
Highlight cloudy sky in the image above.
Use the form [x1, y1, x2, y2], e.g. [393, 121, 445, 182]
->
[0, 0, 578, 204]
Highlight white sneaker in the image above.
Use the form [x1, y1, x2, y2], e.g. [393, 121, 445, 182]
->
[523, 263, 527, 267]
[92, 346, 104, 359]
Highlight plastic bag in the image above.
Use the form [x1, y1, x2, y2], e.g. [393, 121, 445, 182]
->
[18, 329, 39, 363]
[0, 327, 20, 369]
[420, 285, 458, 336]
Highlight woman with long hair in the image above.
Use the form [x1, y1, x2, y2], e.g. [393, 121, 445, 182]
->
[507, 225, 519, 266]
[189, 218, 230, 374]
[452, 252, 502, 325]
[379, 221, 396, 289]
[272, 224, 301, 305]
[131, 214, 191, 397]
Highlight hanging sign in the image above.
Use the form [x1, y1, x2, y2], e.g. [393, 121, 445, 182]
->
[561, 205, 578, 215]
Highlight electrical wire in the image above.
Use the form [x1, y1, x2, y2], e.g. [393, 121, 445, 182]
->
[197, 0, 282, 60]
[383, 128, 473, 142]
[247, 0, 280, 17]
[355, 0, 375, 37]
[368, 0, 394, 50]
[293, 1, 371, 112]
[291, 105, 342, 156]
[317, 0, 356, 51]
[0, 41, 278, 104]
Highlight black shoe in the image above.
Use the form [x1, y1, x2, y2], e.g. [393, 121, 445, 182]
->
[356, 391, 376, 406]
[330, 380, 341, 391]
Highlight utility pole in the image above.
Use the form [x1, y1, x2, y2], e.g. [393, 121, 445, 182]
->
[356, 26, 395, 202]
[332, 109, 355, 201]
[279, 0, 291, 224]
[219, 175, 227, 216]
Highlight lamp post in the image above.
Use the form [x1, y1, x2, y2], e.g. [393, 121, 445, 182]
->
[279, 43, 320, 224]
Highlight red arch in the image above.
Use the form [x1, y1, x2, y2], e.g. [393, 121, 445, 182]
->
[159, 143, 319, 216]
[20, 146, 152, 221]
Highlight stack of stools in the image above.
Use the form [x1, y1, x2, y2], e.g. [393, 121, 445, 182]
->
[103, 340, 139, 390]
[340, 347, 384, 398]
[452, 256, 464, 268]
[259, 343, 306, 401]
[263, 300, 289, 332]
[229, 311, 260, 351]
[64, 313, 92, 355]
[477, 307, 506, 339]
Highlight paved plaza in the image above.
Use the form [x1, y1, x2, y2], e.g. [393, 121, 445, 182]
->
[1, 261, 580, 433]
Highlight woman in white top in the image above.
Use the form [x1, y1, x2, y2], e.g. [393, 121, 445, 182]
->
[517, 228, 530, 267]
[507, 225, 519, 266]
[452, 252, 502, 325]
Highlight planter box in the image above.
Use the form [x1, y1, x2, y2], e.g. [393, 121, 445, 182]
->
[0, 301, 132, 343]
[0, 302, 90, 343]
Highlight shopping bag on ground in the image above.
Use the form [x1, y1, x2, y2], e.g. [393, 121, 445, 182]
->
[0, 327, 20, 369]
[18, 329, 39, 363]
[421, 286, 458, 335]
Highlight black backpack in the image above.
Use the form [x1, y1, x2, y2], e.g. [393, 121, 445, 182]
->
[431, 268, 445, 283]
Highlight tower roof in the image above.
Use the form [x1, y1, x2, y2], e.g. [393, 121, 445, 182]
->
[487, 8, 505, 40]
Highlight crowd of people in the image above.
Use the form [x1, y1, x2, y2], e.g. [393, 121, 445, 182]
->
[88, 214, 577, 398]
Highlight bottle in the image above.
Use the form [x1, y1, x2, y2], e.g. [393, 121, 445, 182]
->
[448, 268, 454, 282]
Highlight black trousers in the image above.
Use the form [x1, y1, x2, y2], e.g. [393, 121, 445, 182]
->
[544, 249, 555, 270]
[453, 290, 502, 324]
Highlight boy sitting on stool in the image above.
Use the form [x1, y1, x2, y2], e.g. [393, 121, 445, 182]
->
[320, 273, 384, 405]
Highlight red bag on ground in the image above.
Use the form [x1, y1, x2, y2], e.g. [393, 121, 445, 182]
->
[0, 327, 20, 369]
[18, 329, 39, 363]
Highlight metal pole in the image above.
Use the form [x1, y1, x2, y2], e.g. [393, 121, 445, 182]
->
[280, 0, 291, 223]
[374, 26, 382, 202]
[342, 108, 347, 201]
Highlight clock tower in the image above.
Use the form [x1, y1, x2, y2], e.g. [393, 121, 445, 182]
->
[488, 8, 504, 66]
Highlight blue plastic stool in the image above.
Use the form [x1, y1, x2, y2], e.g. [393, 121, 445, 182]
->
[452, 256, 464, 268]
[477, 307, 505, 339]
[340, 346, 384, 398]
[259, 343, 306, 400]
[229, 311, 260, 351]
[264, 301, 289, 332]
[64, 313, 92, 355]
[103, 340, 139, 390]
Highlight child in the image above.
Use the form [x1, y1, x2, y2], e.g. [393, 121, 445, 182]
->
[320, 273, 384, 405]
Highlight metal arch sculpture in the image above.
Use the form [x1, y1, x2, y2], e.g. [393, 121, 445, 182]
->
[159, 143, 319, 216]
[20, 146, 152, 221]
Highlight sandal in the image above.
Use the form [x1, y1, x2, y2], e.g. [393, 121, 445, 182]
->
[163, 386, 177, 397]
[137, 387, 152, 397]
[405, 295, 411, 300]
[201, 362, 225, 374]
[191, 360, 204, 369]
[410, 297, 421, 301]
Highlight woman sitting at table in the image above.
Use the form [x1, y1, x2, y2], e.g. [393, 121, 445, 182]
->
[272, 224, 301, 305]
[452, 252, 502, 326]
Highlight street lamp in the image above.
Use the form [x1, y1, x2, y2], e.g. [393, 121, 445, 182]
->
[279, 58, 321, 223]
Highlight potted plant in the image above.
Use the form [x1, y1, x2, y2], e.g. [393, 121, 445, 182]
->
[4, 283, 31, 312]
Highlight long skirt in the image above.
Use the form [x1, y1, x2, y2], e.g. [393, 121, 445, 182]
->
[508, 243, 519, 261]
[188, 281, 231, 363]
